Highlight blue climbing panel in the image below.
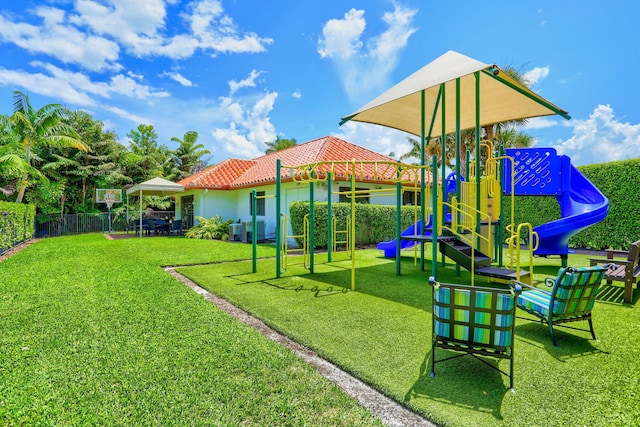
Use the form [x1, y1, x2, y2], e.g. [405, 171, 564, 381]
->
[503, 147, 568, 196]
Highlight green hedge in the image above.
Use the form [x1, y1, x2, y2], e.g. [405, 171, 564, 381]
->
[0, 202, 36, 252]
[290, 158, 640, 251]
[288, 201, 419, 247]
[578, 159, 640, 249]
[502, 158, 640, 250]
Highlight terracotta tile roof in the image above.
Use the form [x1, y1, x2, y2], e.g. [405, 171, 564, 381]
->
[177, 158, 255, 189]
[178, 135, 415, 190]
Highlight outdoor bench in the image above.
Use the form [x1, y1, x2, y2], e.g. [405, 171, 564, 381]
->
[589, 239, 640, 304]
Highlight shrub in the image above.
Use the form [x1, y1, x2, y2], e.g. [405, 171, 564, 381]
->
[185, 215, 233, 240]
[0, 201, 36, 252]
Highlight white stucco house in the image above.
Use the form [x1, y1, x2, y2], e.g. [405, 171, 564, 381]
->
[175, 136, 416, 241]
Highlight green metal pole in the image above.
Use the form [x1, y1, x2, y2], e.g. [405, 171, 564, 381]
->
[327, 172, 332, 262]
[424, 86, 441, 272]
[420, 89, 426, 271]
[498, 145, 505, 267]
[309, 174, 315, 274]
[350, 162, 356, 291]
[455, 78, 461, 276]
[483, 69, 571, 120]
[440, 83, 447, 217]
[455, 78, 461, 207]
[276, 159, 282, 278]
[396, 164, 402, 276]
[475, 71, 482, 238]
[431, 156, 438, 278]
[440, 83, 447, 267]
[251, 189, 257, 273]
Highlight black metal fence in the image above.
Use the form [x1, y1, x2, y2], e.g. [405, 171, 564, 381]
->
[34, 211, 174, 237]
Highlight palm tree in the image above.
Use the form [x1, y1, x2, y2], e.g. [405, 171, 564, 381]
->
[10, 91, 87, 203]
[494, 124, 534, 148]
[400, 135, 455, 169]
[170, 131, 211, 180]
[265, 136, 297, 154]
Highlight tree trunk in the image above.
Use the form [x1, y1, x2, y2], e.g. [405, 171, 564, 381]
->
[484, 125, 495, 142]
[15, 173, 28, 203]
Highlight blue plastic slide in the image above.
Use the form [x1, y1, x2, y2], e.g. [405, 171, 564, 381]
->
[533, 164, 609, 256]
[377, 218, 431, 258]
[504, 147, 609, 257]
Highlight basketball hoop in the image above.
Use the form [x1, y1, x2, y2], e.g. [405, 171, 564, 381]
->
[96, 189, 122, 233]
[104, 193, 115, 209]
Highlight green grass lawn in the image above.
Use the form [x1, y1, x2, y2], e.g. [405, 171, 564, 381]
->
[0, 235, 384, 426]
[3, 234, 640, 426]
[178, 246, 640, 427]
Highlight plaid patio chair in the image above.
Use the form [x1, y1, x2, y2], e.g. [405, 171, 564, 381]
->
[514, 265, 609, 347]
[429, 277, 521, 390]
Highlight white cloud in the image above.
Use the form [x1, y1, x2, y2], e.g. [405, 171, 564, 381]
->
[550, 104, 640, 165]
[317, 8, 366, 61]
[104, 105, 152, 125]
[0, 0, 272, 73]
[0, 7, 121, 72]
[318, 3, 417, 103]
[0, 66, 96, 106]
[188, 0, 273, 55]
[0, 61, 169, 108]
[160, 71, 194, 87]
[211, 91, 279, 159]
[292, 89, 301, 99]
[524, 66, 550, 86]
[525, 116, 559, 130]
[228, 69, 262, 95]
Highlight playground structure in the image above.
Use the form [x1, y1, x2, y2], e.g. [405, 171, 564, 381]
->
[249, 159, 432, 290]
[246, 51, 609, 290]
[247, 144, 609, 290]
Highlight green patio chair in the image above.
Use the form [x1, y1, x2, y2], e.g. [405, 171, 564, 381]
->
[429, 277, 521, 390]
[513, 265, 610, 347]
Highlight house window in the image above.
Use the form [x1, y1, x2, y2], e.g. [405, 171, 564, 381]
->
[339, 187, 369, 204]
[403, 189, 421, 206]
[250, 191, 266, 216]
[180, 195, 194, 229]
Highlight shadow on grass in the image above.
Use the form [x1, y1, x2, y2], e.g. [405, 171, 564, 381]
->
[225, 271, 350, 298]
[300, 259, 434, 312]
[404, 351, 510, 421]
[596, 283, 640, 305]
[514, 320, 608, 361]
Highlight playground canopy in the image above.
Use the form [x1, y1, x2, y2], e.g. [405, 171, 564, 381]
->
[340, 50, 570, 138]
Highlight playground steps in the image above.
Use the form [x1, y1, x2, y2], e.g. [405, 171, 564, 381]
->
[438, 237, 492, 271]
[438, 237, 530, 283]
[474, 266, 529, 283]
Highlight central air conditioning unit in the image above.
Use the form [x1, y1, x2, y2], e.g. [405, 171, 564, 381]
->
[241, 220, 266, 243]
[229, 223, 242, 241]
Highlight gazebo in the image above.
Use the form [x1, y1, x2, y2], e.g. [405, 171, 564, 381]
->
[126, 177, 184, 235]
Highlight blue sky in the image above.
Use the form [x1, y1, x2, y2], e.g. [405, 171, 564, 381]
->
[0, 0, 638, 167]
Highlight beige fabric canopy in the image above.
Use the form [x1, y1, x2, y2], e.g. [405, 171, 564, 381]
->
[340, 50, 570, 138]
[126, 177, 184, 235]
[126, 177, 184, 196]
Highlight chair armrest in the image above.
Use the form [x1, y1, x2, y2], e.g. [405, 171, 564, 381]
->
[509, 280, 551, 295]
[590, 257, 631, 267]
[606, 249, 632, 258]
